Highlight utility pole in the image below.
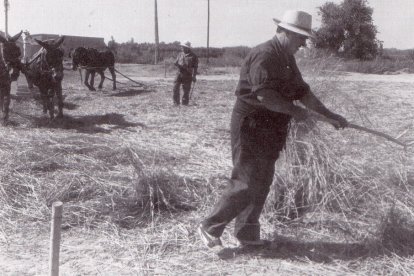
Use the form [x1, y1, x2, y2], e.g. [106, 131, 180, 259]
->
[4, 0, 9, 37]
[207, 0, 210, 64]
[154, 0, 159, 64]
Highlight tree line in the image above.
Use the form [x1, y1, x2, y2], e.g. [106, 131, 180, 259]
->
[108, 0, 409, 64]
[108, 37, 250, 64]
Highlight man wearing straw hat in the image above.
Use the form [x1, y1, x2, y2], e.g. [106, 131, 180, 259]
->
[172, 41, 198, 106]
[198, 10, 348, 250]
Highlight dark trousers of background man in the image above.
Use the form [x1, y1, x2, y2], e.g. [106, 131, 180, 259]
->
[173, 73, 192, 105]
[201, 99, 289, 242]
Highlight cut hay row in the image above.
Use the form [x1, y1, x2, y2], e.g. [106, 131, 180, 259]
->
[0, 63, 413, 274]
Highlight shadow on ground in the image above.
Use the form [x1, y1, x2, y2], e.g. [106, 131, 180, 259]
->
[11, 93, 79, 111]
[217, 230, 414, 262]
[260, 235, 370, 262]
[63, 102, 79, 110]
[109, 87, 153, 97]
[30, 112, 146, 133]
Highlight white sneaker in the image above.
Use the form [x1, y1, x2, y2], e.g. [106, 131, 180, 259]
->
[197, 224, 223, 248]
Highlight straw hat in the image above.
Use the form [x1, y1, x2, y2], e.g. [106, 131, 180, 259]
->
[273, 10, 314, 38]
[180, 41, 192, 48]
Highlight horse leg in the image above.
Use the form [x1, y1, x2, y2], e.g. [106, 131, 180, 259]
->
[3, 83, 11, 121]
[40, 89, 48, 115]
[26, 74, 34, 89]
[56, 82, 64, 118]
[84, 70, 90, 89]
[109, 66, 116, 90]
[47, 88, 55, 119]
[0, 85, 5, 121]
[97, 70, 105, 89]
[89, 71, 96, 91]
[84, 70, 94, 91]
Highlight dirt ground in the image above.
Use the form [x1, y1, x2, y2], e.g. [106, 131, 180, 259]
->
[1, 64, 413, 275]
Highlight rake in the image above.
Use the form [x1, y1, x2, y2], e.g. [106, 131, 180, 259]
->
[189, 81, 197, 101]
[310, 111, 411, 149]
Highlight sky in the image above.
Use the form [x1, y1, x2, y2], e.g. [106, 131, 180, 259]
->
[2, 0, 414, 49]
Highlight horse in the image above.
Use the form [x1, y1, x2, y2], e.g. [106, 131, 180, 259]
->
[71, 46, 116, 91]
[0, 31, 23, 122]
[22, 37, 65, 119]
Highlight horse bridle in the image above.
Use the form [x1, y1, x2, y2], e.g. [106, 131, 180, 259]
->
[27, 49, 61, 75]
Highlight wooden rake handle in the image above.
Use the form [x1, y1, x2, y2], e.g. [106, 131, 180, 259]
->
[346, 123, 407, 147]
[309, 112, 408, 148]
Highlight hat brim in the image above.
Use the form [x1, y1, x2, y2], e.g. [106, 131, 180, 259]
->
[273, 18, 315, 38]
[180, 44, 191, 48]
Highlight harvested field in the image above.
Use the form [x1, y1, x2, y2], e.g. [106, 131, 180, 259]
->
[0, 64, 413, 275]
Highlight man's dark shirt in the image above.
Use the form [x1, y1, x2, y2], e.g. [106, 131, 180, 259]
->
[234, 35, 310, 124]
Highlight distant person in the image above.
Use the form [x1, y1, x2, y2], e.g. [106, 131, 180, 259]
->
[172, 41, 198, 106]
[198, 10, 348, 250]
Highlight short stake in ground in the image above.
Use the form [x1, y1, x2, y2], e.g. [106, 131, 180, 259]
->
[49, 201, 63, 276]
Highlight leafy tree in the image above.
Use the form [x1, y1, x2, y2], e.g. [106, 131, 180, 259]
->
[314, 2, 345, 53]
[314, 0, 382, 60]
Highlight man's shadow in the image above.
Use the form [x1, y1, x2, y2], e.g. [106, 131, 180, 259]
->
[31, 112, 146, 134]
[218, 229, 414, 261]
[259, 235, 371, 262]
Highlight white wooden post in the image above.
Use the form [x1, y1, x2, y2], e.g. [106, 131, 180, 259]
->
[49, 201, 63, 276]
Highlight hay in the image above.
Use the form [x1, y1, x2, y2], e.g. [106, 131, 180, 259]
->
[263, 67, 414, 241]
[1, 63, 414, 274]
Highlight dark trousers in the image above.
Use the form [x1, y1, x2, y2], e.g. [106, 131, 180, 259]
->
[173, 73, 192, 105]
[201, 99, 289, 241]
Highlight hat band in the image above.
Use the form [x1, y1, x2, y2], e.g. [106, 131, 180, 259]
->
[282, 22, 312, 34]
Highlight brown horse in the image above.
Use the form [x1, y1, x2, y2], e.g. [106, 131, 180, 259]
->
[0, 31, 23, 122]
[71, 46, 116, 91]
[22, 37, 65, 119]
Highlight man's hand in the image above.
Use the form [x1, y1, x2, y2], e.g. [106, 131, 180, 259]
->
[328, 113, 348, 129]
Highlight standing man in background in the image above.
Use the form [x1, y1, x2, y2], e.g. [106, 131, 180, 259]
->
[173, 41, 198, 106]
[198, 10, 348, 250]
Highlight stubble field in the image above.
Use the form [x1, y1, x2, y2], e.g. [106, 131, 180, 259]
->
[0, 63, 413, 275]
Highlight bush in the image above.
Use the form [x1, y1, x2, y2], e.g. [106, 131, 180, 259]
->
[297, 48, 414, 75]
[342, 58, 414, 74]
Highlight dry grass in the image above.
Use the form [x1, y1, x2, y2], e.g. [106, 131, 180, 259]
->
[0, 61, 413, 274]
[297, 49, 414, 75]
